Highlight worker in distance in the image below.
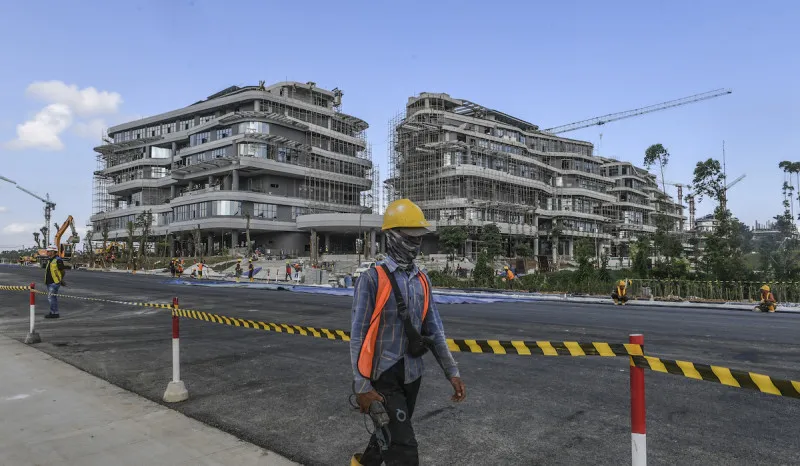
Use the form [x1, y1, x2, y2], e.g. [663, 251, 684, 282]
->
[349, 199, 466, 466]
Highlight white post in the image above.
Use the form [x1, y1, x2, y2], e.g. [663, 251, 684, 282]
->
[25, 283, 41, 344]
[163, 297, 188, 402]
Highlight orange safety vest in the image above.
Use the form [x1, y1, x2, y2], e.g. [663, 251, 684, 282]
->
[506, 269, 514, 280]
[357, 266, 431, 379]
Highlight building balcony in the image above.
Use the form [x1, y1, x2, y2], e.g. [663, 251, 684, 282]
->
[106, 178, 170, 195]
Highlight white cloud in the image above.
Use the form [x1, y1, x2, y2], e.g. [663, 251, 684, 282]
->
[6, 81, 123, 151]
[2, 223, 42, 234]
[6, 104, 72, 150]
[72, 119, 107, 140]
[26, 81, 122, 116]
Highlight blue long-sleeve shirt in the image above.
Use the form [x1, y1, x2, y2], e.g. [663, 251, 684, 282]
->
[350, 256, 460, 394]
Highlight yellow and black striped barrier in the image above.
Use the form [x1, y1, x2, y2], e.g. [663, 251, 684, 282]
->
[30, 289, 173, 309]
[447, 339, 642, 356]
[630, 355, 800, 399]
[0, 285, 30, 291]
[174, 306, 643, 356]
[174, 308, 351, 340]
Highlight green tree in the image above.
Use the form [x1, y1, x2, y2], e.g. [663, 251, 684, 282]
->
[574, 239, 595, 281]
[125, 221, 136, 268]
[779, 161, 797, 221]
[598, 251, 611, 282]
[136, 210, 153, 264]
[472, 251, 495, 288]
[644, 144, 670, 194]
[480, 223, 503, 260]
[33, 232, 41, 249]
[631, 236, 651, 278]
[691, 158, 726, 206]
[83, 229, 95, 267]
[690, 158, 749, 280]
[515, 242, 533, 259]
[438, 226, 468, 262]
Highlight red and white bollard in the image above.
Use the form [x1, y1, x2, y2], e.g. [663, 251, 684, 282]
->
[630, 333, 646, 466]
[163, 297, 188, 402]
[24, 283, 41, 344]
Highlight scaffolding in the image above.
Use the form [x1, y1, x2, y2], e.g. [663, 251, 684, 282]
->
[387, 93, 687, 268]
[388, 99, 541, 260]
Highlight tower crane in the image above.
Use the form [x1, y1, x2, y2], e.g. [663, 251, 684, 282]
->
[0, 176, 56, 248]
[544, 88, 733, 134]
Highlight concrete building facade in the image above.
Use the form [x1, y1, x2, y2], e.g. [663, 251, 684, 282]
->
[388, 92, 686, 269]
[91, 82, 380, 258]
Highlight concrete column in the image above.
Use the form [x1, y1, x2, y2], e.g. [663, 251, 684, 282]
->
[208, 176, 214, 188]
[324, 234, 331, 254]
[309, 229, 318, 265]
[369, 230, 376, 259]
[223, 175, 232, 191]
[171, 142, 177, 170]
[568, 238, 574, 258]
[533, 237, 540, 256]
[232, 169, 239, 191]
[168, 234, 174, 258]
[380, 233, 386, 254]
[232, 230, 239, 248]
[170, 185, 176, 199]
[254, 100, 261, 112]
[207, 234, 213, 256]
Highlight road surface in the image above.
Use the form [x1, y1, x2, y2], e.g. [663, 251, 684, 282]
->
[0, 265, 797, 465]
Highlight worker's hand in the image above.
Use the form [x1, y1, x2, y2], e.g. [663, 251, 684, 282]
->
[449, 377, 466, 402]
[356, 390, 384, 414]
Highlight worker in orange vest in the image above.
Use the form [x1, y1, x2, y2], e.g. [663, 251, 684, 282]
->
[349, 199, 465, 466]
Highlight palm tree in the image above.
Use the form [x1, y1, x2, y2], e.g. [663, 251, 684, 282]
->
[779, 161, 795, 222]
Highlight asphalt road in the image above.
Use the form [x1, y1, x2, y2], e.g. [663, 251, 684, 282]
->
[1, 265, 798, 465]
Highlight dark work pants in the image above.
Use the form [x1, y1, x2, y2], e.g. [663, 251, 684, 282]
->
[611, 292, 628, 303]
[361, 361, 422, 466]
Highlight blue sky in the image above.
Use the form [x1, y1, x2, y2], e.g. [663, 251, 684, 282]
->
[1, 0, 798, 249]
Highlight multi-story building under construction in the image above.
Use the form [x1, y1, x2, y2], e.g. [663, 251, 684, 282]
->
[91, 81, 380, 258]
[388, 92, 685, 269]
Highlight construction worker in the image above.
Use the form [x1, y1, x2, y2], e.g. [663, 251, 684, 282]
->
[285, 261, 292, 281]
[169, 258, 176, 278]
[248, 260, 255, 282]
[176, 261, 184, 277]
[235, 259, 243, 283]
[755, 284, 777, 312]
[350, 199, 465, 466]
[504, 265, 515, 289]
[612, 279, 629, 305]
[44, 246, 65, 319]
[197, 259, 204, 279]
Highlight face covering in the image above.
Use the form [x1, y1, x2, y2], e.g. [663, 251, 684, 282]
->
[385, 229, 422, 271]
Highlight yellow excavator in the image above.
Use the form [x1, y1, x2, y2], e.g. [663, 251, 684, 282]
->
[37, 216, 80, 268]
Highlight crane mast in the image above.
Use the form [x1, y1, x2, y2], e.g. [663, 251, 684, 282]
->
[544, 88, 733, 134]
[0, 176, 56, 248]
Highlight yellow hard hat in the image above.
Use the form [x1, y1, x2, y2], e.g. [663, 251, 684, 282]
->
[238, 259, 242, 262]
[760, 284, 770, 292]
[618, 280, 626, 286]
[504, 266, 509, 270]
[382, 199, 431, 233]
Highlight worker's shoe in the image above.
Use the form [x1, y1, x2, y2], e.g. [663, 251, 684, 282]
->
[44, 313, 60, 319]
[350, 453, 363, 466]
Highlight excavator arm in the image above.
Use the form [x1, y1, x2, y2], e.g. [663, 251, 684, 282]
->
[54, 215, 75, 258]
